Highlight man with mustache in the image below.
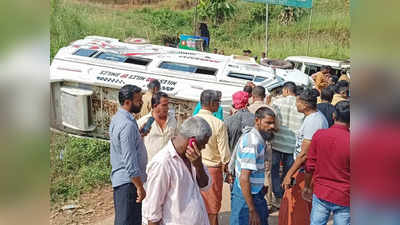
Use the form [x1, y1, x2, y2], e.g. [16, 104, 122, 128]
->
[109, 84, 148, 225]
[230, 107, 276, 225]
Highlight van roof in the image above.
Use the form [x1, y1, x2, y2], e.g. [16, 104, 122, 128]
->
[285, 56, 350, 69]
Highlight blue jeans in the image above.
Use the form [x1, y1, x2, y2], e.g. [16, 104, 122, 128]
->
[230, 181, 269, 225]
[271, 149, 294, 198]
[353, 198, 400, 225]
[113, 183, 142, 225]
[310, 194, 350, 225]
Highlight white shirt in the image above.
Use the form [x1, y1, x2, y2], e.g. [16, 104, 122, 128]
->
[142, 140, 212, 225]
[137, 112, 177, 162]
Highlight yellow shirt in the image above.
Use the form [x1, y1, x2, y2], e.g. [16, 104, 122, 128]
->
[313, 72, 330, 92]
[137, 91, 153, 119]
[331, 94, 348, 106]
[196, 109, 230, 167]
[137, 112, 177, 162]
[339, 74, 350, 82]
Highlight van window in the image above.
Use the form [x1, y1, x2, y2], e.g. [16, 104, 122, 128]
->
[94, 52, 152, 66]
[125, 57, 152, 66]
[304, 64, 320, 76]
[159, 62, 217, 75]
[73, 49, 98, 57]
[254, 76, 267, 82]
[228, 72, 254, 81]
[96, 52, 127, 62]
[289, 61, 302, 70]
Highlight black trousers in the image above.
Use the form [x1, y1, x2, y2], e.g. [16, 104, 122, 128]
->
[113, 183, 142, 225]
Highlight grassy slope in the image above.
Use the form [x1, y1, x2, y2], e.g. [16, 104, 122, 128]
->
[51, 0, 349, 60]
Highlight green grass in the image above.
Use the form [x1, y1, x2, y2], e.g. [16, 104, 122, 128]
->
[50, 131, 111, 203]
[50, 0, 349, 60]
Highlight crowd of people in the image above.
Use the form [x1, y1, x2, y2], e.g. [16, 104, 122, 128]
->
[108, 69, 350, 225]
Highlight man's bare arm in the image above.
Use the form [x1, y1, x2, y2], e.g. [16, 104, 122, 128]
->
[282, 140, 311, 189]
[239, 170, 256, 211]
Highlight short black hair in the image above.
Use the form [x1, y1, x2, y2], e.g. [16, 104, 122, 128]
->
[321, 66, 332, 71]
[335, 100, 350, 123]
[335, 80, 350, 95]
[298, 88, 319, 109]
[243, 85, 253, 95]
[118, 84, 142, 105]
[151, 91, 169, 108]
[243, 49, 252, 53]
[252, 86, 266, 98]
[295, 85, 304, 96]
[200, 90, 219, 106]
[321, 86, 335, 102]
[148, 79, 161, 91]
[216, 90, 222, 99]
[255, 106, 275, 119]
[283, 82, 297, 94]
[330, 75, 339, 84]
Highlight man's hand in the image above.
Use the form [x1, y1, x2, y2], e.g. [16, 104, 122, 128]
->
[224, 172, 234, 184]
[249, 209, 261, 225]
[302, 187, 313, 202]
[139, 124, 151, 138]
[282, 174, 292, 190]
[185, 142, 202, 167]
[136, 185, 146, 203]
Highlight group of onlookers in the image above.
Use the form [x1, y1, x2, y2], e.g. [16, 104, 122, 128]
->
[109, 66, 350, 225]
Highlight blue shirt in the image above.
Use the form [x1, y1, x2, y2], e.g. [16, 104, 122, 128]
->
[193, 102, 224, 121]
[234, 127, 266, 194]
[109, 108, 148, 187]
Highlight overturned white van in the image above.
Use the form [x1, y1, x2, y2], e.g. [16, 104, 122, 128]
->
[50, 36, 311, 139]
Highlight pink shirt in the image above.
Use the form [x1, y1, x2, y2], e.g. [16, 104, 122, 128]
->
[142, 140, 212, 225]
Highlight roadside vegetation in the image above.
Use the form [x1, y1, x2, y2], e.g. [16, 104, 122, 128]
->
[50, 132, 111, 203]
[50, 0, 349, 60]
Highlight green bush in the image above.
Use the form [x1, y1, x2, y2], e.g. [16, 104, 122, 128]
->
[50, 132, 111, 203]
[199, 0, 237, 25]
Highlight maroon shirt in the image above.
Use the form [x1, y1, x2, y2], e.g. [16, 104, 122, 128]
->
[305, 124, 350, 207]
[352, 121, 400, 203]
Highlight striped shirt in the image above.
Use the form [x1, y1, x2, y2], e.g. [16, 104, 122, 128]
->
[271, 96, 304, 154]
[234, 127, 266, 194]
[109, 108, 148, 187]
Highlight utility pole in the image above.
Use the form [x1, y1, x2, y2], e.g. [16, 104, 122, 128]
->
[265, 3, 269, 57]
[194, 0, 199, 35]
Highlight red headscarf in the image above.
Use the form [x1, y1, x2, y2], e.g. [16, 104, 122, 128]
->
[232, 91, 249, 110]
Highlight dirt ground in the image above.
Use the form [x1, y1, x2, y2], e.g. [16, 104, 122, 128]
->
[50, 183, 280, 225]
[50, 185, 114, 225]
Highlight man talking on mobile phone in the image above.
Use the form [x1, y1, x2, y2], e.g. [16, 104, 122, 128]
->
[142, 117, 212, 225]
[109, 85, 148, 225]
[137, 91, 177, 162]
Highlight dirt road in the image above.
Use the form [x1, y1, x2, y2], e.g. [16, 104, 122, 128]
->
[95, 183, 279, 225]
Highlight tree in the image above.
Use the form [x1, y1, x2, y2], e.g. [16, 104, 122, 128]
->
[199, 0, 237, 25]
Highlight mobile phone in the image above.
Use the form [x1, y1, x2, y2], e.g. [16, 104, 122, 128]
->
[188, 137, 197, 148]
[290, 177, 296, 187]
[140, 117, 155, 134]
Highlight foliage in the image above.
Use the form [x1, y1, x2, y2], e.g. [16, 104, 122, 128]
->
[50, 132, 111, 203]
[249, 3, 306, 25]
[50, 0, 349, 61]
[198, 0, 237, 25]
